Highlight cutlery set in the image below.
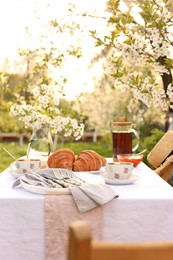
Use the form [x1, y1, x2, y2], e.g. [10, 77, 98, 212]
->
[13, 168, 86, 189]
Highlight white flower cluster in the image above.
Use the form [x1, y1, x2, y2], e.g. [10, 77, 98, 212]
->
[10, 84, 84, 140]
[113, 75, 173, 111]
[102, 0, 173, 111]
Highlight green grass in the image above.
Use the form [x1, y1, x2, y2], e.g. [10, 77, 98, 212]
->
[0, 141, 113, 173]
[0, 142, 28, 172]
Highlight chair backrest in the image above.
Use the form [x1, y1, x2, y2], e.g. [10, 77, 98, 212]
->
[68, 220, 173, 260]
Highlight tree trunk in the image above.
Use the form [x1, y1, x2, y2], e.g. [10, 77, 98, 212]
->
[93, 129, 98, 142]
[19, 134, 24, 147]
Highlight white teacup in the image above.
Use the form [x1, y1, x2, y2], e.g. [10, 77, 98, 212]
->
[10, 159, 41, 174]
[103, 162, 133, 180]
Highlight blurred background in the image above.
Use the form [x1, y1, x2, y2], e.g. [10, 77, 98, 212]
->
[0, 0, 170, 173]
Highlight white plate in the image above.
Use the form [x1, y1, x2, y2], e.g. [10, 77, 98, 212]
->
[104, 175, 140, 185]
[20, 172, 105, 195]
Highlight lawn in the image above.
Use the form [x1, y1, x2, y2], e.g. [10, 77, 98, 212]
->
[0, 141, 113, 173]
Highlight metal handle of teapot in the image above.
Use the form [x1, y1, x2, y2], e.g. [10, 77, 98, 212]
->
[132, 129, 140, 152]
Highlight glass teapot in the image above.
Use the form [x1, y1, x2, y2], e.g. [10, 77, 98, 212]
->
[112, 117, 140, 161]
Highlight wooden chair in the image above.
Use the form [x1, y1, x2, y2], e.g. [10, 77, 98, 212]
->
[68, 220, 173, 260]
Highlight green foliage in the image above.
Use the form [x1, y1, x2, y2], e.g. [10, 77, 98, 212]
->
[139, 128, 165, 168]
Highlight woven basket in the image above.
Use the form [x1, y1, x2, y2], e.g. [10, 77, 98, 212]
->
[155, 155, 173, 181]
[147, 131, 173, 168]
[147, 131, 173, 181]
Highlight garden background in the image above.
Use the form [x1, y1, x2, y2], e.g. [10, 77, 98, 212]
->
[0, 0, 172, 184]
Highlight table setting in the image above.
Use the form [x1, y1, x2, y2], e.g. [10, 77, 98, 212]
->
[7, 142, 143, 215]
[1, 115, 173, 260]
[7, 100, 144, 203]
[2, 151, 173, 260]
[12, 166, 118, 213]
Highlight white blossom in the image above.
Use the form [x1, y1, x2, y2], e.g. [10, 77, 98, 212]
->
[10, 84, 84, 140]
[98, 0, 173, 111]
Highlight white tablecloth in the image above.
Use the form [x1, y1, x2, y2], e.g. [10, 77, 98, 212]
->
[1, 162, 173, 260]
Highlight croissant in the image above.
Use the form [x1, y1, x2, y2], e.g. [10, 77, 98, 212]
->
[47, 148, 106, 172]
[73, 149, 106, 171]
[72, 156, 89, 172]
[47, 148, 75, 169]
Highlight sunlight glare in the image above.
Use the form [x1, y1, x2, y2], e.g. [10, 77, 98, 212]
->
[0, 0, 108, 100]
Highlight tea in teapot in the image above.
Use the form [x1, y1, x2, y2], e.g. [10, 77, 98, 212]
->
[112, 117, 139, 161]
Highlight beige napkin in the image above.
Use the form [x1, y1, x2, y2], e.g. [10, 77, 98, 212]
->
[69, 183, 118, 213]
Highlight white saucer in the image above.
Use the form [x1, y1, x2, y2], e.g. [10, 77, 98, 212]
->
[8, 170, 23, 179]
[74, 170, 100, 175]
[104, 175, 140, 185]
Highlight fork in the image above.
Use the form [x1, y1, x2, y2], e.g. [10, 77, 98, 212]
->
[52, 168, 75, 179]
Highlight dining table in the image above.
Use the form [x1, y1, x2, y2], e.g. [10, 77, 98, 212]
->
[1, 159, 173, 260]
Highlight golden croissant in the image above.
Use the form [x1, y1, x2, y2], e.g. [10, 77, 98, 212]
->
[47, 148, 106, 171]
[47, 148, 75, 169]
[73, 150, 106, 171]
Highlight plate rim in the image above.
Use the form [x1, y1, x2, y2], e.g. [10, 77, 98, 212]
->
[20, 180, 71, 195]
[104, 174, 140, 185]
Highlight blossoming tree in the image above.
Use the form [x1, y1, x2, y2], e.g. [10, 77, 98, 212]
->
[10, 84, 84, 141]
[91, 0, 173, 129]
[9, 2, 87, 143]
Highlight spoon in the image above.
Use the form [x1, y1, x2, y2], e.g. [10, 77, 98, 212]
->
[3, 147, 17, 160]
[136, 149, 147, 156]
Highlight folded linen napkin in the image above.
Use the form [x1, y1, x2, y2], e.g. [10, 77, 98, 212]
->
[70, 183, 118, 212]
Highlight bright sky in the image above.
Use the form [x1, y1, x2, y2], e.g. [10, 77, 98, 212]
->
[0, 0, 108, 100]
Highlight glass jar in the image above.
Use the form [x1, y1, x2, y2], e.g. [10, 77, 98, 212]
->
[27, 125, 53, 159]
